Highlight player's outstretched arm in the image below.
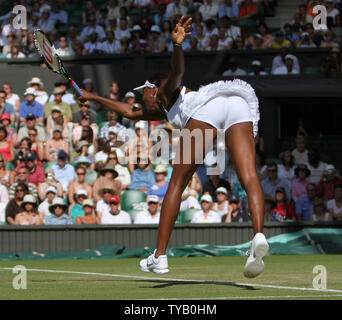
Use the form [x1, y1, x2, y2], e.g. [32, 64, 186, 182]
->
[161, 16, 192, 99]
[79, 90, 165, 120]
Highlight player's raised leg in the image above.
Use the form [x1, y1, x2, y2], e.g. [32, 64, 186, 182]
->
[225, 121, 269, 278]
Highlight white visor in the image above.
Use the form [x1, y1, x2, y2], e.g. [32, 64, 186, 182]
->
[133, 80, 156, 94]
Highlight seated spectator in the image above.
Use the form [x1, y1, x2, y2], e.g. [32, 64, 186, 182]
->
[27, 128, 44, 163]
[199, 0, 219, 22]
[97, 194, 131, 224]
[194, 24, 209, 50]
[14, 194, 43, 225]
[222, 57, 247, 76]
[261, 162, 291, 200]
[0, 182, 9, 212]
[68, 164, 93, 208]
[204, 18, 219, 38]
[5, 183, 28, 224]
[93, 163, 121, 201]
[134, 194, 160, 224]
[76, 199, 97, 224]
[99, 111, 127, 142]
[327, 184, 342, 220]
[45, 126, 70, 164]
[147, 165, 169, 201]
[283, 23, 300, 47]
[73, 156, 98, 186]
[84, 31, 104, 54]
[295, 182, 317, 221]
[38, 186, 57, 223]
[72, 122, 98, 156]
[291, 164, 312, 202]
[38, 9, 55, 33]
[166, 1, 187, 23]
[217, 26, 233, 50]
[317, 164, 342, 201]
[46, 106, 69, 140]
[81, 14, 106, 41]
[320, 47, 342, 74]
[26, 77, 48, 106]
[69, 189, 88, 223]
[0, 91, 15, 123]
[264, 193, 276, 222]
[191, 194, 221, 223]
[0, 152, 15, 187]
[297, 31, 316, 48]
[130, 157, 156, 192]
[248, 60, 267, 75]
[23, 151, 45, 187]
[45, 197, 73, 225]
[218, 0, 239, 21]
[203, 172, 231, 202]
[51, 151, 75, 193]
[272, 48, 300, 74]
[2, 82, 20, 118]
[106, 150, 131, 191]
[9, 165, 38, 200]
[272, 186, 296, 221]
[277, 150, 296, 186]
[250, 33, 265, 49]
[306, 148, 328, 184]
[180, 172, 202, 212]
[72, 100, 97, 125]
[272, 54, 300, 74]
[310, 197, 333, 222]
[213, 187, 230, 218]
[148, 25, 167, 53]
[222, 194, 249, 223]
[102, 29, 121, 54]
[19, 88, 44, 126]
[321, 30, 339, 48]
[17, 113, 46, 143]
[6, 43, 26, 59]
[257, 22, 273, 48]
[56, 36, 75, 57]
[45, 87, 72, 122]
[115, 17, 131, 41]
[255, 151, 267, 181]
[37, 167, 63, 201]
[49, 81, 76, 105]
[292, 134, 308, 165]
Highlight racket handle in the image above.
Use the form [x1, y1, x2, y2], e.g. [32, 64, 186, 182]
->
[69, 79, 82, 96]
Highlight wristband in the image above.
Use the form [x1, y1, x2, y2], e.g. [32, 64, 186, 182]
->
[173, 42, 182, 47]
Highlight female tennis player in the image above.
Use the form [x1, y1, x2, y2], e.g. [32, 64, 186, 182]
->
[80, 16, 269, 278]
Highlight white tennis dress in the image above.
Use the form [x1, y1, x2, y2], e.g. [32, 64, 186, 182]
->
[166, 79, 260, 137]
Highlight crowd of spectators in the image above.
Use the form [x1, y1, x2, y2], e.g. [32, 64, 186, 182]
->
[0, 74, 341, 226]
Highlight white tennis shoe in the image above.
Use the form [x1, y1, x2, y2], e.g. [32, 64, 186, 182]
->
[140, 250, 170, 274]
[243, 233, 269, 278]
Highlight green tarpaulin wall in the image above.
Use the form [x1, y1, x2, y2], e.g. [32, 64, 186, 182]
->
[0, 228, 341, 261]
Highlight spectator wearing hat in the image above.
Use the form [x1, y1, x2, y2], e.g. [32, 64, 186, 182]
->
[45, 87, 72, 122]
[68, 164, 93, 207]
[130, 157, 156, 192]
[310, 197, 333, 222]
[93, 163, 121, 202]
[0, 90, 15, 123]
[17, 113, 46, 143]
[272, 31, 291, 49]
[222, 194, 249, 223]
[272, 48, 300, 74]
[38, 186, 57, 222]
[251, 33, 265, 49]
[202, 172, 231, 202]
[46, 105, 69, 140]
[72, 100, 97, 124]
[148, 25, 167, 53]
[14, 194, 43, 225]
[295, 182, 317, 221]
[272, 186, 295, 222]
[73, 155, 97, 185]
[5, 183, 28, 224]
[261, 162, 291, 200]
[120, 91, 143, 129]
[291, 164, 312, 202]
[49, 81, 76, 105]
[296, 31, 316, 48]
[317, 165, 342, 201]
[38, 9, 55, 33]
[106, 150, 131, 190]
[45, 125, 70, 163]
[191, 194, 221, 223]
[272, 54, 300, 75]
[75, 199, 97, 224]
[37, 167, 63, 201]
[69, 189, 88, 223]
[213, 187, 230, 218]
[248, 60, 268, 76]
[96, 184, 116, 218]
[97, 194, 131, 224]
[23, 151, 45, 187]
[320, 47, 342, 74]
[51, 150, 75, 193]
[0, 113, 17, 146]
[27, 77, 48, 105]
[72, 140, 95, 165]
[45, 197, 73, 225]
[146, 165, 169, 201]
[134, 195, 160, 224]
[19, 88, 44, 126]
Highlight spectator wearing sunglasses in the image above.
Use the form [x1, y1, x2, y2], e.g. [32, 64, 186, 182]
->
[5, 183, 29, 224]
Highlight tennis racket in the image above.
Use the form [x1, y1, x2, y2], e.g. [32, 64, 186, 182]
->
[33, 29, 82, 96]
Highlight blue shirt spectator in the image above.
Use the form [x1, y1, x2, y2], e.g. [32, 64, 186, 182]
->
[45, 213, 73, 225]
[130, 167, 156, 191]
[218, 0, 239, 20]
[51, 151, 76, 192]
[147, 182, 169, 200]
[295, 183, 317, 221]
[19, 88, 44, 125]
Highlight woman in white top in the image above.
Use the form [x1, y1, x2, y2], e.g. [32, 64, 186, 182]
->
[310, 198, 333, 222]
[327, 184, 342, 220]
[213, 187, 230, 218]
[277, 150, 296, 185]
[3, 82, 20, 117]
[27, 77, 49, 105]
[80, 17, 267, 277]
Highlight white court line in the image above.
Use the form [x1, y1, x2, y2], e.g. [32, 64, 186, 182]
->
[1, 267, 342, 295]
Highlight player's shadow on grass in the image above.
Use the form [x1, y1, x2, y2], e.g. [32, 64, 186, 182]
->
[138, 279, 258, 290]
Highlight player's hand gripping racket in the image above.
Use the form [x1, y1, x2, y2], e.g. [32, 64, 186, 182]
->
[33, 29, 82, 96]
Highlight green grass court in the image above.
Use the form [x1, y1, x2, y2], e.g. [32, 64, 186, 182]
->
[0, 254, 341, 300]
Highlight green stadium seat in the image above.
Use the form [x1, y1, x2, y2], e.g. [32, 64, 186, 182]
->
[127, 209, 144, 221]
[180, 208, 199, 223]
[303, 66, 319, 74]
[121, 190, 147, 211]
[5, 162, 14, 171]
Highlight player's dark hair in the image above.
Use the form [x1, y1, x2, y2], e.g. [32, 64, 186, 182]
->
[148, 73, 168, 88]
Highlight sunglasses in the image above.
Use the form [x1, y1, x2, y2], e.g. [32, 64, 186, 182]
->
[15, 188, 24, 192]
[77, 172, 86, 175]
[109, 157, 117, 160]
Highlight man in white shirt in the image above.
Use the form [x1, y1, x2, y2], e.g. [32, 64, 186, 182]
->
[97, 194, 131, 224]
[134, 195, 161, 224]
[81, 14, 106, 41]
[115, 18, 131, 41]
[199, 0, 219, 22]
[272, 49, 300, 74]
[102, 30, 121, 54]
[166, 0, 187, 21]
[84, 32, 104, 54]
[38, 186, 57, 222]
[272, 54, 300, 75]
[191, 194, 221, 223]
[56, 37, 75, 57]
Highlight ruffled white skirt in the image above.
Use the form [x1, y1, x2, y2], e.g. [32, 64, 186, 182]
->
[167, 79, 260, 137]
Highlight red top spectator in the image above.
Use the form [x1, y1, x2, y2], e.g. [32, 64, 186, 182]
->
[317, 165, 342, 200]
[239, 0, 259, 19]
[16, 152, 46, 186]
